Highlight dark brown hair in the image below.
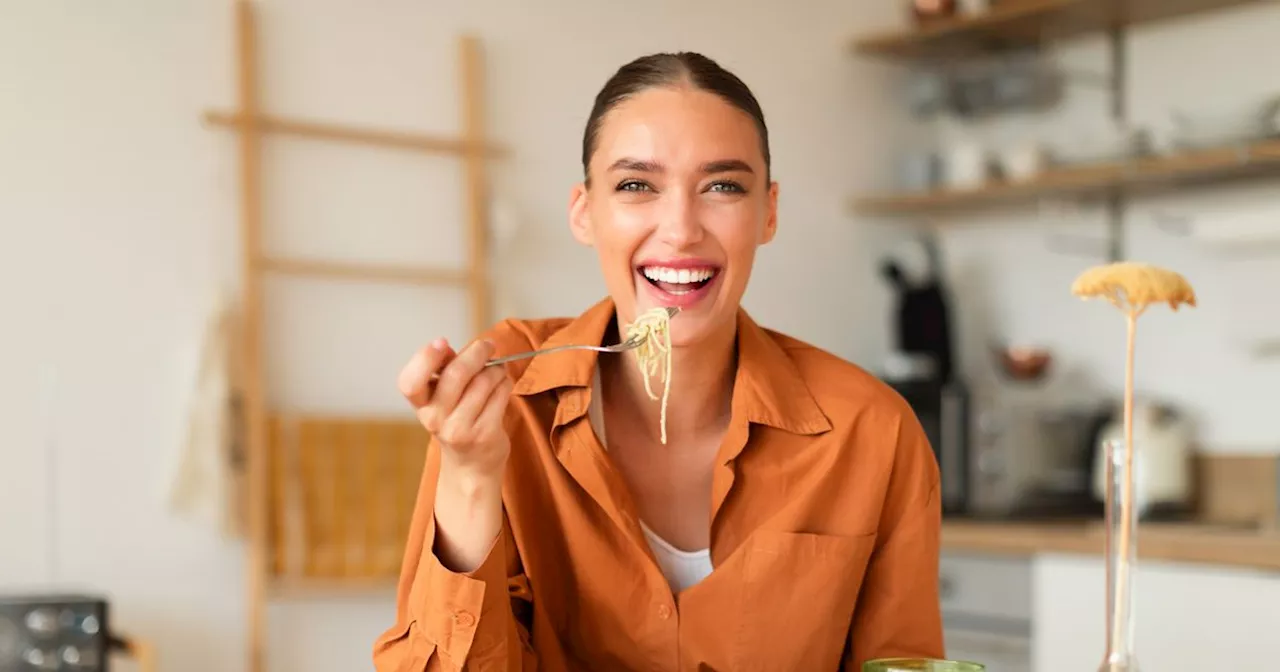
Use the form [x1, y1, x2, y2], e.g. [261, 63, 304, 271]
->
[581, 52, 771, 184]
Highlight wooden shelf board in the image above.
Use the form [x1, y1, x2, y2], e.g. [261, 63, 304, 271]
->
[852, 0, 1267, 60]
[204, 109, 508, 157]
[259, 256, 471, 287]
[853, 137, 1280, 216]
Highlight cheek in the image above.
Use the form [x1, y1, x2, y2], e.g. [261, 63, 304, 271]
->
[588, 203, 650, 285]
[702, 203, 764, 262]
[590, 201, 651, 258]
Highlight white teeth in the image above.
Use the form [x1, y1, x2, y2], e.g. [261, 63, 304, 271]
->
[641, 266, 717, 284]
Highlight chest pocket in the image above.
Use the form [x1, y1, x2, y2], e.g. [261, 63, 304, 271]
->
[734, 530, 877, 671]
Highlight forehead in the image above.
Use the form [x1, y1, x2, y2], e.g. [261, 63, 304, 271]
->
[592, 86, 763, 171]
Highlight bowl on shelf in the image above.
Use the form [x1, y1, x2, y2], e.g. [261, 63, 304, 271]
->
[1167, 96, 1280, 151]
[992, 344, 1052, 382]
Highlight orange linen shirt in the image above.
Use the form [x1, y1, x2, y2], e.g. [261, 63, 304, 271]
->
[373, 298, 944, 671]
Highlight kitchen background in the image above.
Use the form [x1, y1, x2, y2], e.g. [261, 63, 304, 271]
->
[2, 0, 1277, 671]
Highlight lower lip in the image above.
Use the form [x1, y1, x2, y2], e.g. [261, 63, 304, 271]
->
[637, 270, 720, 308]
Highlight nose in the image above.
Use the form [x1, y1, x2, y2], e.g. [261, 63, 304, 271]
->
[655, 191, 704, 249]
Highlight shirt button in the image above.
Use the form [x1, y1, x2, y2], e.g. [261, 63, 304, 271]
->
[656, 604, 672, 620]
[454, 610, 476, 628]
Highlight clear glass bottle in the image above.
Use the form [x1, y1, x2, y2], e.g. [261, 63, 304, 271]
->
[864, 659, 984, 672]
[1098, 438, 1139, 672]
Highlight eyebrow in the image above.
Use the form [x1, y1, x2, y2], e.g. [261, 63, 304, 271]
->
[607, 158, 755, 175]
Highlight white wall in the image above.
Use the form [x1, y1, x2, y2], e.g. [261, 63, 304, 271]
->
[1, 1, 903, 670]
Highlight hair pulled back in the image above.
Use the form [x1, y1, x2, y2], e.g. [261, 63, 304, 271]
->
[581, 52, 771, 184]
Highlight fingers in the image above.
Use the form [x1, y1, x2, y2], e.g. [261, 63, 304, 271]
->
[437, 366, 510, 444]
[398, 338, 456, 408]
[472, 374, 515, 439]
[430, 339, 495, 418]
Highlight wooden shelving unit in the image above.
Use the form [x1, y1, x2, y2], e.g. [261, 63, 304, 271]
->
[855, 137, 1280, 215]
[848, 0, 1279, 261]
[200, 3, 507, 671]
[853, 0, 1266, 60]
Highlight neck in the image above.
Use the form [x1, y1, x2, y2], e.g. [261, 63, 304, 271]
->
[601, 315, 737, 443]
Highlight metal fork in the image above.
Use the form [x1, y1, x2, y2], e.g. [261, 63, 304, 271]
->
[428, 306, 678, 379]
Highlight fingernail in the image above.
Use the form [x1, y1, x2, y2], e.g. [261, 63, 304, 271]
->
[431, 337, 448, 350]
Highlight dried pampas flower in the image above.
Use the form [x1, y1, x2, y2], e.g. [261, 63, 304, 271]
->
[1071, 261, 1196, 668]
[1071, 261, 1197, 314]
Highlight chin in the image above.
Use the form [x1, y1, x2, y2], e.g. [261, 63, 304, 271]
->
[664, 315, 720, 349]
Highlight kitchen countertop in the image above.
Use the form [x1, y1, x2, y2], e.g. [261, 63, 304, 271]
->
[941, 518, 1280, 573]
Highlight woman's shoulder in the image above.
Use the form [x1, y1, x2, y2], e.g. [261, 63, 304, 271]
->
[761, 327, 916, 422]
[763, 328, 938, 488]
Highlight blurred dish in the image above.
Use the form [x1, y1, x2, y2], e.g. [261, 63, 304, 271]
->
[992, 345, 1052, 381]
[1168, 95, 1280, 151]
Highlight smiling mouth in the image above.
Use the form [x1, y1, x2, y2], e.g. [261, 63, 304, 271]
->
[639, 265, 720, 295]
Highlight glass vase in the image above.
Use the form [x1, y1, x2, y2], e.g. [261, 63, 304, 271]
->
[1098, 438, 1139, 672]
[863, 659, 984, 672]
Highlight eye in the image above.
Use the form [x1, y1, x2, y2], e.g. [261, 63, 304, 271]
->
[616, 179, 653, 192]
[707, 181, 746, 194]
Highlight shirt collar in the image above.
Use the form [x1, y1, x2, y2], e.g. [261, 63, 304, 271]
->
[512, 297, 831, 436]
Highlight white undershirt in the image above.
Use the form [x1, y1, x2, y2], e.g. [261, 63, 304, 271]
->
[586, 369, 714, 594]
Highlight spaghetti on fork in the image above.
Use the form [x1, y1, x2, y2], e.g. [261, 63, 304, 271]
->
[623, 306, 677, 444]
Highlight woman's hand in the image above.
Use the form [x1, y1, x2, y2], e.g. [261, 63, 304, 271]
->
[398, 337, 514, 572]
[399, 337, 514, 480]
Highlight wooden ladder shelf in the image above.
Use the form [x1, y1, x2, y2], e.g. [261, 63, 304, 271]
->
[201, 2, 507, 670]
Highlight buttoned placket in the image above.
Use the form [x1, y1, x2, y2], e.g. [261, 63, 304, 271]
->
[550, 384, 691, 669]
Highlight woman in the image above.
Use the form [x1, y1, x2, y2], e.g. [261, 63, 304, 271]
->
[373, 51, 944, 671]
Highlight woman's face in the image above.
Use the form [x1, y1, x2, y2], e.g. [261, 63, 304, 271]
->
[569, 85, 778, 348]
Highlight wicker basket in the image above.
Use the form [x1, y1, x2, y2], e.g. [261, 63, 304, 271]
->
[265, 414, 427, 582]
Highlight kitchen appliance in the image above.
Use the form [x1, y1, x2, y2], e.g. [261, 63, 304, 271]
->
[967, 401, 1109, 519]
[1091, 400, 1195, 520]
[880, 235, 956, 386]
[0, 594, 110, 671]
[891, 377, 972, 516]
[880, 235, 969, 514]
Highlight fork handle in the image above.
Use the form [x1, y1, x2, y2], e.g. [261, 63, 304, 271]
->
[485, 343, 610, 367]
[426, 343, 613, 381]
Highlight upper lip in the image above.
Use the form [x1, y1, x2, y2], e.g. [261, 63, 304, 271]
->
[636, 257, 721, 270]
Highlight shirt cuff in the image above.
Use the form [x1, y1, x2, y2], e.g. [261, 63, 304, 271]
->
[417, 535, 508, 666]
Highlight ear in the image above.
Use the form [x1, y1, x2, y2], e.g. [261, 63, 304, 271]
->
[568, 182, 593, 246]
[760, 180, 779, 245]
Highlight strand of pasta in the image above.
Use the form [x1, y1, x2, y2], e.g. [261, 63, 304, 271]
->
[624, 307, 673, 444]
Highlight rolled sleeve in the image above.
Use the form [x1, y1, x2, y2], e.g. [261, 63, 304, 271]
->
[417, 529, 510, 667]
[373, 436, 532, 672]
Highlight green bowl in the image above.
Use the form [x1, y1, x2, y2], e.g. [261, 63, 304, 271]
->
[863, 658, 986, 672]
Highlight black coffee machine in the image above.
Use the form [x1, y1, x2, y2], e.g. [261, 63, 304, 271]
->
[879, 235, 970, 516]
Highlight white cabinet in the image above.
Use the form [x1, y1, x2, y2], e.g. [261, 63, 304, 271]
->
[1033, 553, 1280, 672]
[946, 630, 1032, 672]
[940, 553, 1033, 672]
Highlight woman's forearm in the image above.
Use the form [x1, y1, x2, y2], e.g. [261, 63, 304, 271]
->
[432, 463, 505, 573]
